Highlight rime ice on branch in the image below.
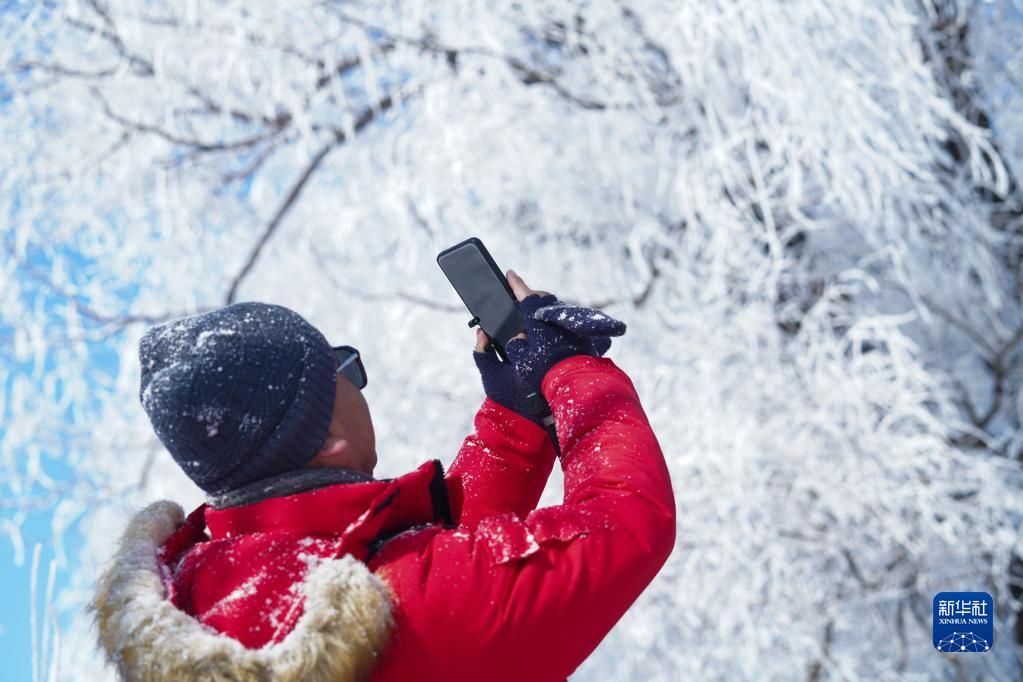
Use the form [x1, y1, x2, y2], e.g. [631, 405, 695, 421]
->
[1, 0, 1021, 679]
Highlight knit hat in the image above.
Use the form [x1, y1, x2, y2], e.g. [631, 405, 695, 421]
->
[139, 302, 337, 495]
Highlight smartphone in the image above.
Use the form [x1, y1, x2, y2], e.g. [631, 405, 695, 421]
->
[437, 238, 524, 361]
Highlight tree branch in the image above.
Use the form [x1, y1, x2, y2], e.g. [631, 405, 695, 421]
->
[225, 140, 339, 304]
[309, 245, 463, 313]
[327, 8, 617, 111]
[92, 88, 286, 153]
[918, 293, 998, 358]
[805, 620, 833, 682]
[4, 236, 204, 339]
[65, 15, 154, 76]
[225, 90, 401, 304]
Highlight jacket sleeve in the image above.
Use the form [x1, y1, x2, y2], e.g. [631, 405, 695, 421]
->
[374, 356, 676, 682]
[446, 398, 558, 530]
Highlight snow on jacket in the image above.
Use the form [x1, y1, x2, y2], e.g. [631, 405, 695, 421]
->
[93, 356, 677, 681]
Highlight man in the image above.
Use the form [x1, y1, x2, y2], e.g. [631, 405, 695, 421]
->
[92, 271, 676, 681]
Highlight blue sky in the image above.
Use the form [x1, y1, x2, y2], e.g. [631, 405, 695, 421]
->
[0, 2, 107, 675]
[0, 516, 67, 682]
[0, 256, 100, 682]
[0, 130, 110, 682]
[0, 4, 48, 675]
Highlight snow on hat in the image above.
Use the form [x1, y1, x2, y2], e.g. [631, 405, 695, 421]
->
[138, 302, 337, 495]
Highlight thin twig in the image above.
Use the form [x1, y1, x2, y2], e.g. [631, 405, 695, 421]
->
[327, 7, 617, 111]
[224, 90, 402, 303]
[225, 139, 340, 304]
[92, 88, 285, 153]
[918, 293, 997, 358]
[310, 245, 463, 312]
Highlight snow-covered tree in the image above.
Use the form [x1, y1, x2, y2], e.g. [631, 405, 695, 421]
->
[1, 0, 1021, 678]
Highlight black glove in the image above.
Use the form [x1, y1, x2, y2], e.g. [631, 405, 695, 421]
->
[473, 295, 625, 421]
[505, 294, 626, 395]
[473, 346, 548, 425]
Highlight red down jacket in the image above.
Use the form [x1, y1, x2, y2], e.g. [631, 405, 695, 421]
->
[92, 356, 676, 681]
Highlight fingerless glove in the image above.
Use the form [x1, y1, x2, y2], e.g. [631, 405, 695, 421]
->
[505, 294, 626, 395]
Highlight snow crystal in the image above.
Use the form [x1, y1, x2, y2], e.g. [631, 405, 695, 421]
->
[195, 405, 225, 438]
[200, 574, 264, 619]
[476, 514, 542, 565]
[296, 552, 324, 572]
[239, 414, 261, 434]
[195, 328, 238, 349]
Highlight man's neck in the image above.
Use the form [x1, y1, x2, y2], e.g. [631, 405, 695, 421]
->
[209, 467, 375, 509]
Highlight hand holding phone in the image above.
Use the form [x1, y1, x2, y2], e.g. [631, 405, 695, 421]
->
[505, 270, 549, 305]
[437, 239, 555, 430]
[437, 239, 623, 454]
[437, 238, 525, 361]
[470, 272, 546, 345]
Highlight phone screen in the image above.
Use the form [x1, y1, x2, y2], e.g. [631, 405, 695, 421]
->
[437, 242, 524, 351]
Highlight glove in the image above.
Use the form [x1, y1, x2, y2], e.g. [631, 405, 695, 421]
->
[505, 294, 626, 395]
[474, 345, 548, 425]
[531, 299, 626, 356]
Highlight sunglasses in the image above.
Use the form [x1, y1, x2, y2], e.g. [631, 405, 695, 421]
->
[333, 345, 367, 390]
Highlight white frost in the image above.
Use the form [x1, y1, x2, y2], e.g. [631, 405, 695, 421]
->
[2, 1, 1022, 680]
[195, 329, 238, 349]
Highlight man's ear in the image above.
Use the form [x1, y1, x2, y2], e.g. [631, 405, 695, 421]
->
[307, 437, 350, 468]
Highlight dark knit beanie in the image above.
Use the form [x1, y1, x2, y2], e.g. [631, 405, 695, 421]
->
[138, 302, 337, 495]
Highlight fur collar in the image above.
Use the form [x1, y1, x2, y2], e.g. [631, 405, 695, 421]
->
[91, 500, 394, 682]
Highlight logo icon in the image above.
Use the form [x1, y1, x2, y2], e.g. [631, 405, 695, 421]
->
[933, 592, 993, 653]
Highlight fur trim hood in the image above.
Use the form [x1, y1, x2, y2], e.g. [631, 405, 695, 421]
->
[91, 500, 394, 682]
